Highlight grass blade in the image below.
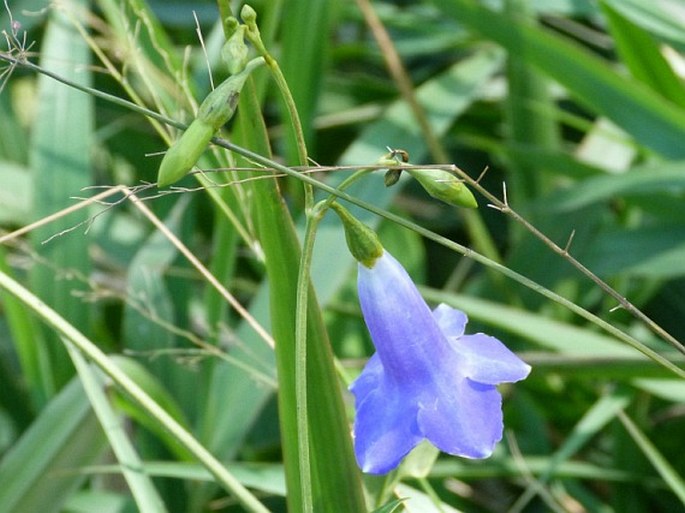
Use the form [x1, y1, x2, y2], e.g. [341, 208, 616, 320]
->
[28, 0, 92, 389]
[235, 77, 366, 512]
[0, 378, 106, 513]
[67, 343, 168, 513]
[601, 0, 685, 108]
[618, 410, 685, 506]
[432, 0, 685, 158]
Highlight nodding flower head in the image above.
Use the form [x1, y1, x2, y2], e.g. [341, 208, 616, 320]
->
[350, 250, 530, 474]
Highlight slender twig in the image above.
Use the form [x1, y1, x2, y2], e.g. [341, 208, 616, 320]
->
[451, 165, 685, 357]
[0, 187, 125, 245]
[243, 7, 308, 169]
[125, 188, 275, 350]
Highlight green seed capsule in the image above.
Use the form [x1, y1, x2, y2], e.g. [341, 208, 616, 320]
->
[407, 168, 478, 209]
[197, 56, 264, 130]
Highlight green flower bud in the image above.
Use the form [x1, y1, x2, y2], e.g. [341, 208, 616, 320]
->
[378, 148, 408, 186]
[157, 120, 214, 187]
[331, 203, 383, 268]
[224, 16, 240, 38]
[407, 168, 478, 209]
[240, 5, 257, 25]
[384, 169, 402, 187]
[221, 23, 248, 75]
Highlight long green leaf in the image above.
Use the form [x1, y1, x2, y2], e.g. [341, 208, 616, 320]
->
[618, 410, 685, 506]
[0, 378, 107, 513]
[29, 0, 92, 389]
[432, 0, 685, 158]
[67, 344, 168, 513]
[601, 0, 685, 49]
[280, 0, 332, 160]
[504, 0, 560, 203]
[236, 77, 366, 511]
[0, 161, 31, 225]
[0, 94, 28, 163]
[582, 225, 685, 279]
[601, 0, 685, 108]
[544, 160, 685, 212]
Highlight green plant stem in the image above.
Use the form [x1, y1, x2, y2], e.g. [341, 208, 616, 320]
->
[618, 410, 685, 506]
[242, 17, 319, 508]
[243, 16, 308, 169]
[319, 168, 374, 210]
[0, 270, 271, 513]
[293, 210, 323, 513]
[66, 343, 168, 513]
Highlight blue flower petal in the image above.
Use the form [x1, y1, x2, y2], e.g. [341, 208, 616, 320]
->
[352, 378, 423, 474]
[452, 333, 531, 385]
[432, 303, 468, 338]
[418, 376, 503, 459]
[349, 353, 382, 402]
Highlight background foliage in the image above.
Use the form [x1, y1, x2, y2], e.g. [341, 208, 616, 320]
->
[1, 0, 685, 512]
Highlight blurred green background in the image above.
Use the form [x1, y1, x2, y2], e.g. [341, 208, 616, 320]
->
[1, 0, 685, 511]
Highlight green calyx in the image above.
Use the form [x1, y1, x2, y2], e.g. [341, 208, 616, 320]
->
[407, 168, 478, 209]
[330, 203, 383, 268]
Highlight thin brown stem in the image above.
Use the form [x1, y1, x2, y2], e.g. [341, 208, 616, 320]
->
[453, 165, 685, 357]
[354, 0, 447, 163]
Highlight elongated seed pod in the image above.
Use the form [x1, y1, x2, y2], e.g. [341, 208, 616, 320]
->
[407, 168, 478, 208]
[157, 57, 265, 187]
[157, 120, 214, 187]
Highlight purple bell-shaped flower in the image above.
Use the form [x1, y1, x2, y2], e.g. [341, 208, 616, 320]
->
[351, 250, 530, 474]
